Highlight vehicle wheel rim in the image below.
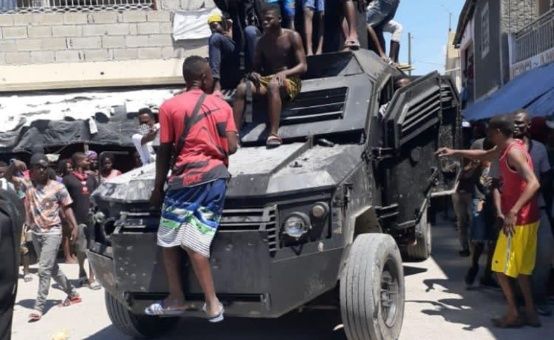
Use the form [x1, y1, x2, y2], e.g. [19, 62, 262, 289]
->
[380, 257, 400, 328]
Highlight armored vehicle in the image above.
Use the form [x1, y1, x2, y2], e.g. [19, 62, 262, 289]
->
[88, 50, 461, 340]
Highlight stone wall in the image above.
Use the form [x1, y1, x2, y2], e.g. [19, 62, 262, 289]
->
[0, 0, 214, 65]
[501, 0, 540, 33]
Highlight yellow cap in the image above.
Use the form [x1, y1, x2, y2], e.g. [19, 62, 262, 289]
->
[208, 13, 223, 24]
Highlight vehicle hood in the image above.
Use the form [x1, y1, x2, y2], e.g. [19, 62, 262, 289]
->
[92, 142, 363, 203]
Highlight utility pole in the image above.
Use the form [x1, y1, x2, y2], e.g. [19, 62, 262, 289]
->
[408, 32, 412, 76]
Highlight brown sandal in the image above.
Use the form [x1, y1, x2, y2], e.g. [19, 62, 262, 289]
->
[28, 310, 42, 322]
[59, 294, 82, 307]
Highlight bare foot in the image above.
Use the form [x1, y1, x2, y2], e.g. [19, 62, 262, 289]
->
[205, 300, 223, 316]
[491, 313, 523, 328]
[163, 297, 191, 311]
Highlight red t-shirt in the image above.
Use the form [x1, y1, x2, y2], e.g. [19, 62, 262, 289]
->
[159, 89, 237, 189]
[499, 140, 539, 225]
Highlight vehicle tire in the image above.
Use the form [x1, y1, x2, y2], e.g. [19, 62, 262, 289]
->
[105, 292, 179, 338]
[340, 234, 405, 340]
[403, 209, 432, 262]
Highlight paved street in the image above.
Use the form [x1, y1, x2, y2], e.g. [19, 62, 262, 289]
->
[12, 221, 554, 340]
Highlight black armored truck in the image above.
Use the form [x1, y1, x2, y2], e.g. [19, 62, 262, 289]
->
[88, 50, 461, 340]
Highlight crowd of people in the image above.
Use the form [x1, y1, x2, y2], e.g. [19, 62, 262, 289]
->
[210, 0, 404, 147]
[0, 141, 153, 328]
[442, 112, 554, 327]
[5, 0, 554, 336]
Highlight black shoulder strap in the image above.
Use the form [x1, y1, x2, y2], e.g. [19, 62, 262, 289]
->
[171, 93, 207, 170]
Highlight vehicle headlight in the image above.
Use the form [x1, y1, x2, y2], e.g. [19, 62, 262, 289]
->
[283, 212, 311, 240]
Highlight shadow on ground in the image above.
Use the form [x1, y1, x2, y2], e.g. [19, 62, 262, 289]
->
[86, 309, 347, 340]
[16, 299, 61, 315]
[408, 221, 553, 339]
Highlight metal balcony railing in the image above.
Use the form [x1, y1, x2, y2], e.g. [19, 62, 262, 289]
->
[512, 8, 554, 63]
[0, 0, 154, 13]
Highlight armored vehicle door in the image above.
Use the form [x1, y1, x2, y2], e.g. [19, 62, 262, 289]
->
[375, 72, 460, 231]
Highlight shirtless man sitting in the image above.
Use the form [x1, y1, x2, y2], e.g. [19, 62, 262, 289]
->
[233, 4, 307, 148]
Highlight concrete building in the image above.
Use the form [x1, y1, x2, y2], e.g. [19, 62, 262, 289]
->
[0, 0, 214, 91]
[453, 0, 554, 107]
[445, 30, 461, 93]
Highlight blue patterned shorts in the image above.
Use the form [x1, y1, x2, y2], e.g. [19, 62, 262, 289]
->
[157, 179, 226, 257]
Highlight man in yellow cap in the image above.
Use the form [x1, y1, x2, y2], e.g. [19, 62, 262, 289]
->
[208, 12, 237, 93]
[213, 1, 263, 91]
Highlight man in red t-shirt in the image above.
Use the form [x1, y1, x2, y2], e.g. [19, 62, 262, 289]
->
[147, 56, 238, 322]
[437, 114, 541, 328]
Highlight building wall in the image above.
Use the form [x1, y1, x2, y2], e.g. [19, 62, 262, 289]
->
[445, 31, 462, 92]
[501, 0, 540, 33]
[0, 0, 213, 91]
[473, 0, 503, 99]
[0, 0, 211, 65]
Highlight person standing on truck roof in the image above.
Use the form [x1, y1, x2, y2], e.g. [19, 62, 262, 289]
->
[437, 114, 541, 328]
[147, 56, 238, 322]
[303, 0, 325, 56]
[342, 0, 362, 49]
[4, 154, 82, 322]
[233, 4, 307, 148]
[63, 152, 101, 291]
[381, 19, 402, 63]
[366, 0, 400, 61]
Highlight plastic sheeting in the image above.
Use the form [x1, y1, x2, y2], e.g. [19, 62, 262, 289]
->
[0, 113, 138, 153]
[0, 88, 181, 153]
[463, 62, 554, 121]
[172, 7, 218, 41]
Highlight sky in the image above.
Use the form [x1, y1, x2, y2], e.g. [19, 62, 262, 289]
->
[393, 0, 466, 75]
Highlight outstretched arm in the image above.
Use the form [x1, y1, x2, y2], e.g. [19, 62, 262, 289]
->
[436, 146, 499, 162]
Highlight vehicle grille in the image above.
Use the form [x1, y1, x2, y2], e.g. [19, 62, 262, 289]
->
[281, 87, 348, 125]
[219, 205, 279, 255]
[399, 87, 442, 145]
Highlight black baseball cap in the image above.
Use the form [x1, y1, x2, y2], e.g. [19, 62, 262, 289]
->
[30, 153, 48, 166]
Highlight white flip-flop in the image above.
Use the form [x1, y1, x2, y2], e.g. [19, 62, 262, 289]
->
[144, 301, 186, 316]
[203, 303, 224, 323]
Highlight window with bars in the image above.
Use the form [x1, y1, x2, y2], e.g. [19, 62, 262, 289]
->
[0, 0, 155, 13]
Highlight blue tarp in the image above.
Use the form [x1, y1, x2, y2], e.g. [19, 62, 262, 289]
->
[463, 62, 554, 121]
